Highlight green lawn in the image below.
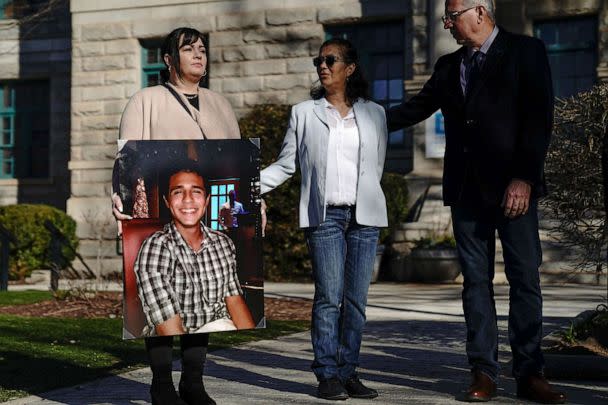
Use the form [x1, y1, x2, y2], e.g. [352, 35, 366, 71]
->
[0, 294, 310, 402]
[0, 290, 54, 306]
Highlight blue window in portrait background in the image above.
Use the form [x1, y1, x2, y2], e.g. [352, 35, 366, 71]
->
[534, 16, 597, 98]
[0, 81, 49, 179]
[209, 180, 237, 230]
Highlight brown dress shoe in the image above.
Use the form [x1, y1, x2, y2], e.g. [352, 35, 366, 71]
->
[464, 370, 497, 402]
[516, 375, 566, 404]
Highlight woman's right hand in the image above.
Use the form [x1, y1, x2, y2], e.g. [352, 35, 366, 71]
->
[112, 193, 132, 235]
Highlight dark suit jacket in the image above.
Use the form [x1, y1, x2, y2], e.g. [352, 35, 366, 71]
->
[388, 29, 553, 207]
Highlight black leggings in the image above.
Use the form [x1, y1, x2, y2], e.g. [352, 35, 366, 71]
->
[145, 333, 209, 385]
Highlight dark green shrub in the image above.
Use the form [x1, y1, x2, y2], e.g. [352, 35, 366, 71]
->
[240, 104, 409, 280]
[380, 173, 409, 243]
[412, 235, 456, 250]
[0, 204, 78, 280]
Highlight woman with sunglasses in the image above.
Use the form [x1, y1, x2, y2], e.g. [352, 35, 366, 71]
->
[261, 38, 388, 401]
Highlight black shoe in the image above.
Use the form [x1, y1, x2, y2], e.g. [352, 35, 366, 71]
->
[317, 377, 349, 400]
[150, 382, 188, 405]
[179, 379, 217, 405]
[343, 375, 378, 399]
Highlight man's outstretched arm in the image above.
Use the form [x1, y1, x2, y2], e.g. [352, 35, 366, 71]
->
[387, 63, 443, 132]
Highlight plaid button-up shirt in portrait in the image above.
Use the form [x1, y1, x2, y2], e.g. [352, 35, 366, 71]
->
[134, 221, 242, 336]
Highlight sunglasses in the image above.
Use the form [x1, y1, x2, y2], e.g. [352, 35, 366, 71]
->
[312, 55, 344, 68]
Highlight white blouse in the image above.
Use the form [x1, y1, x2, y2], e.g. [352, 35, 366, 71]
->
[324, 98, 360, 206]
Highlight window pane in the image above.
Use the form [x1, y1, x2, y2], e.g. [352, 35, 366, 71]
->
[2, 131, 10, 145]
[147, 73, 160, 87]
[388, 54, 404, 77]
[3, 85, 10, 108]
[389, 79, 403, 100]
[374, 59, 388, 79]
[211, 196, 218, 219]
[219, 184, 226, 195]
[227, 184, 235, 192]
[389, 130, 404, 145]
[373, 80, 387, 99]
[147, 49, 158, 64]
[3, 148, 12, 158]
[2, 160, 11, 175]
[219, 196, 227, 207]
[211, 185, 218, 195]
[211, 220, 218, 230]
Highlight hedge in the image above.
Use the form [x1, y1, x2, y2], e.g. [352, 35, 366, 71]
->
[0, 204, 78, 280]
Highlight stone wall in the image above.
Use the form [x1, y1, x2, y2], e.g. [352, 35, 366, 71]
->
[67, 0, 413, 276]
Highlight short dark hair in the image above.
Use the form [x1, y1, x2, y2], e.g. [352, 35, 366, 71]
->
[166, 162, 209, 196]
[310, 38, 370, 105]
[160, 27, 206, 83]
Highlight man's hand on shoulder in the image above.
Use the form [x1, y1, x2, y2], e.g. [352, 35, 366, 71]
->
[501, 179, 531, 219]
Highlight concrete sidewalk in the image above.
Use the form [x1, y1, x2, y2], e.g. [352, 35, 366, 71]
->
[6, 283, 608, 404]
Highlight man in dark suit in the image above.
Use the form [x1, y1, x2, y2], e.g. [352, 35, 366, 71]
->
[388, 1, 566, 403]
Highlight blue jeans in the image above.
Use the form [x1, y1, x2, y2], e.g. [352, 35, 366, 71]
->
[451, 201, 544, 381]
[305, 206, 379, 382]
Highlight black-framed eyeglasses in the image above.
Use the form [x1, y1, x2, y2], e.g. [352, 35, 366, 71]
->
[312, 55, 344, 68]
[442, 6, 477, 24]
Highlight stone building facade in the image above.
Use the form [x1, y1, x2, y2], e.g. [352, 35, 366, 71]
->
[0, 0, 606, 276]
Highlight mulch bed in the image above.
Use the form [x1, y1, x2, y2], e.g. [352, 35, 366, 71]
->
[0, 292, 312, 321]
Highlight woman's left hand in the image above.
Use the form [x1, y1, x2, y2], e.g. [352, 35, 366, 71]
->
[261, 198, 267, 237]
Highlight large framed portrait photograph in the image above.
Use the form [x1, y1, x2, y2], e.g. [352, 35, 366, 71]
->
[116, 139, 264, 339]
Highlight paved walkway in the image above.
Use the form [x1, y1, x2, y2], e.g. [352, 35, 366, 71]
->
[7, 283, 608, 404]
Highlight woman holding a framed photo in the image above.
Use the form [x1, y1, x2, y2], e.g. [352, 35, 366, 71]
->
[112, 27, 240, 405]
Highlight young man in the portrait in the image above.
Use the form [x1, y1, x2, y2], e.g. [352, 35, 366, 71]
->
[134, 164, 255, 337]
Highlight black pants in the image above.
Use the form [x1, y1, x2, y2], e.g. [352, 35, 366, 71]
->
[146, 333, 209, 385]
[451, 201, 544, 380]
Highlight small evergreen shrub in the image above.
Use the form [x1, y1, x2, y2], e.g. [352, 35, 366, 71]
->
[0, 204, 78, 280]
[380, 173, 409, 243]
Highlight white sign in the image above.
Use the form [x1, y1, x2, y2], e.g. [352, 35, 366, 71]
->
[425, 110, 445, 158]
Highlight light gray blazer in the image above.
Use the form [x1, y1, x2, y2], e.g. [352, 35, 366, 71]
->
[260, 98, 388, 228]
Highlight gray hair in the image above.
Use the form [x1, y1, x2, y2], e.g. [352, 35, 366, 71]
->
[462, 0, 496, 21]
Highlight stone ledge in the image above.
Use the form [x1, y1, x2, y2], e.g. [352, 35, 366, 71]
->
[68, 160, 114, 170]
